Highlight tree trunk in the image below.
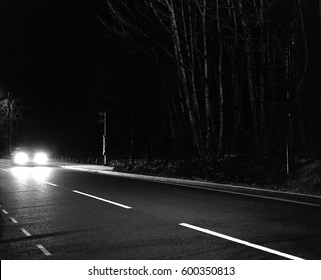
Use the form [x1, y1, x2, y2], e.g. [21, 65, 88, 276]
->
[295, 0, 308, 106]
[268, 37, 277, 145]
[166, 0, 202, 156]
[318, 0, 321, 51]
[226, 0, 240, 153]
[216, 0, 224, 158]
[182, 0, 203, 155]
[238, 0, 259, 149]
[258, 0, 266, 152]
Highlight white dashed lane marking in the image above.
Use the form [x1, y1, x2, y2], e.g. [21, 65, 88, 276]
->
[36, 244, 52, 256]
[2, 209, 9, 214]
[179, 223, 304, 260]
[0, 168, 9, 172]
[72, 190, 132, 209]
[10, 217, 18, 224]
[21, 228, 31, 237]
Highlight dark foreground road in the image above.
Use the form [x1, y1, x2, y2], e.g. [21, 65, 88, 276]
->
[1, 159, 321, 260]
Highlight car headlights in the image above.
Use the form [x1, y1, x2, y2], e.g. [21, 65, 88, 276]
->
[14, 152, 29, 165]
[34, 152, 48, 164]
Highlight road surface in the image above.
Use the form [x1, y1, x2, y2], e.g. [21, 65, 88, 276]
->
[1, 160, 321, 259]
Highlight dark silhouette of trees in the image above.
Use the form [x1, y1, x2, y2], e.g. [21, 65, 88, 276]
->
[0, 93, 23, 154]
[96, 0, 320, 160]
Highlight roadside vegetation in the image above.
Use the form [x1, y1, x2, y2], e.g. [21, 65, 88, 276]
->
[110, 155, 321, 196]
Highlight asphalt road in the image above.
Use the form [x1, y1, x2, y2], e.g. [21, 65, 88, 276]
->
[1, 160, 321, 260]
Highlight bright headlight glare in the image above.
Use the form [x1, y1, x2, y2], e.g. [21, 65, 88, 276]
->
[14, 152, 29, 164]
[34, 152, 48, 164]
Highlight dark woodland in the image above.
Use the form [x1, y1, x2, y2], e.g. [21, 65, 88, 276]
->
[0, 0, 320, 165]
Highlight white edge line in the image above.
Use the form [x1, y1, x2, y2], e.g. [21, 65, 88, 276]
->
[179, 223, 304, 260]
[10, 217, 18, 224]
[2, 209, 9, 214]
[36, 244, 52, 256]
[1, 168, 9, 172]
[174, 184, 321, 208]
[62, 166, 89, 172]
[72, 190, 132, 209]
[61, 166, 321, 208]
[21, 228, 31, 237]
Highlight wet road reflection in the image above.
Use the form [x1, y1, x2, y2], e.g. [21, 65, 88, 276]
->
[10, 167, 52, 183]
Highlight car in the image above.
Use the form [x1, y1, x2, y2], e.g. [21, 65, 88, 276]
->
[11, 147, 49, 166]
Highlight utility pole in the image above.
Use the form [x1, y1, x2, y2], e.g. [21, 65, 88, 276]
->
[103, 111, 107, 165]
[99, 111, 107, 165]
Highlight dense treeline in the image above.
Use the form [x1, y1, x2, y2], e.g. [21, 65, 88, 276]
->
[96, 0, 321, 160]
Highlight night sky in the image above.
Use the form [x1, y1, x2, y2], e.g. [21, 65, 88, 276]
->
[0, 0, 146, 157]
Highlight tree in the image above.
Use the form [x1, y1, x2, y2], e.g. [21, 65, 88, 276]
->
[96, 0, 319, 160]
[0, 93, 23, 154]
